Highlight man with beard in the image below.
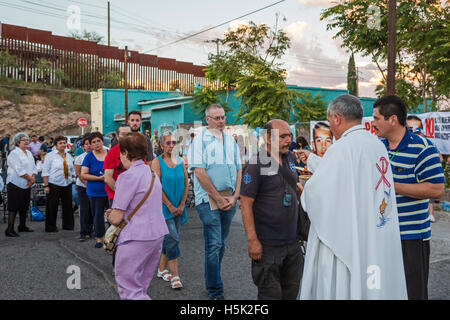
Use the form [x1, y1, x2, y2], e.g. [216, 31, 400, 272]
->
[240, 119, 304, 300]
[127, 110, 154, 162]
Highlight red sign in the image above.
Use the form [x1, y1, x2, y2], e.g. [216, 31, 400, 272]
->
[78, 118, 87, 127]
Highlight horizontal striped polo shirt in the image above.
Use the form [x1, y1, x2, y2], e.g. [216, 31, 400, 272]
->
[381, 128, 445, 241]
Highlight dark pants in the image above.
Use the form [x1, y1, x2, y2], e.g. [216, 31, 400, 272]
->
[401, 239, 430, 300]
[45, 183, 73, 232]
[88, 196, 109, 238]
[251, 242, 304, 300]
[76, 185, 93, 237]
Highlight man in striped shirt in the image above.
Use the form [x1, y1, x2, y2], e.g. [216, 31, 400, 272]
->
[372, 95, 445, 300]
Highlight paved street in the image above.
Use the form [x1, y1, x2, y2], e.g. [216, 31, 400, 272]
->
[0, 206, 449, 300]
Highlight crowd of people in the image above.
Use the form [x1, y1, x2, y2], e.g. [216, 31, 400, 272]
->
[0, 94, 446, 301]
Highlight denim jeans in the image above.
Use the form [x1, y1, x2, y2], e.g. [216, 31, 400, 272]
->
[162, 215, 182, 260]
[88, 196, 109, 238]
[196, 202, 236, 298]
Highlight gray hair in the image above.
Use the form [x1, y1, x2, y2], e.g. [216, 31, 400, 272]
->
[159, 130, 174, 145]
[327, 94, 363, 122]
[205, 104, 223, 117]
[13, 132, 29, 146]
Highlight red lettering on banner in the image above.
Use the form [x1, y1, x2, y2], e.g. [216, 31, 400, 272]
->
[425, 118, 435, 138]
[371, 121, 376, 134]
[365, 122, 371, 131]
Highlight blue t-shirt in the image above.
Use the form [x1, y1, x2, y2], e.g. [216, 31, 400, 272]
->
[1, 137, 10, 152]
[82, 152, 107, 197]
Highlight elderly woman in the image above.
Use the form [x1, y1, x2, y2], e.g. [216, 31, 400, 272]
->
[151, 131, 188, 289]
[5, 133, 38, 237]
[106, 132, 168, 300]
[42, 136, 75, 233]
[81, 132, 109, 248]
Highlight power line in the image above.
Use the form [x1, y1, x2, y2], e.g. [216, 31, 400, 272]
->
[143, 0, 286, 53]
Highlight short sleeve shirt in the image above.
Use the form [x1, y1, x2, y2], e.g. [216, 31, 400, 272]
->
[82, 152, 107, 197]
[187, 129, 242, 205]
[240, 150, 299, 246]
[103, 145, 124, 199]
[381, 129, 445, 240]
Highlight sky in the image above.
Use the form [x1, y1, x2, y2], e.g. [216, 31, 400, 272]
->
[0, 0, 387, 97]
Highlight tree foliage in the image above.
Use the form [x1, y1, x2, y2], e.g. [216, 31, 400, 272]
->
[321, 0, 450, 110]
[68, 30, 104, 43]
[198, 18, 327, 128]
[347, 53, 358, 96]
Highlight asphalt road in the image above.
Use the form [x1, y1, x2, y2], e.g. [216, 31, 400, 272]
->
[0, 206, 449, 300]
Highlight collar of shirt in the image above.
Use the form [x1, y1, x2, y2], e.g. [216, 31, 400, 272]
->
[382, 127, 411, 151]
[342, 124, 365, 137]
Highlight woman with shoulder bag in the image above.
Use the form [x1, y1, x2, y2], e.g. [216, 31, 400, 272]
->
[106, 132, 168, 300]
[5, 133, 38, 236]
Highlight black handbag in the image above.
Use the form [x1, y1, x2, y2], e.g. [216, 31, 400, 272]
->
[279, 163, 310, 242]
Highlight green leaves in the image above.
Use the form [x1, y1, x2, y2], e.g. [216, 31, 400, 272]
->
[321, 0, 449, 107]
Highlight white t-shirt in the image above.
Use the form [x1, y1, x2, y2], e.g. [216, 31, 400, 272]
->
[74, 152, 88, 188]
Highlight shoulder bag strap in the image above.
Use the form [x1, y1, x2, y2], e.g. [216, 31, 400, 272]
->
[127, 170, 156, 222]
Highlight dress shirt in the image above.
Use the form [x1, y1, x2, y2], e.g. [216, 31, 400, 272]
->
[6, 148, 38, 189]
[42, 150, 75, 187]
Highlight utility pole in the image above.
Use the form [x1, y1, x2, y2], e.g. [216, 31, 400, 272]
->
[205, 38, 221, 90]
[107, 1, 111, 46]
[124, 45, 128, 122]
[387, 0, 397, 95]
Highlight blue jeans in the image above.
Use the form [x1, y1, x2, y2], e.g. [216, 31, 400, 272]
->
[196, 202, 236, 298]
[88, 196, 109, 238]
[162, 216, 182, 260]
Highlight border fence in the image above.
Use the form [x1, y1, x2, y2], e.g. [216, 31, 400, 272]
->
[0, 22, 214, 92]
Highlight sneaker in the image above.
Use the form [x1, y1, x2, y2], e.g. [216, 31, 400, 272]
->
[79, 235, 86, 242]
[94, 242, 103, 248]
[430, 215, 436, 223]
[209, 295, 225, 300]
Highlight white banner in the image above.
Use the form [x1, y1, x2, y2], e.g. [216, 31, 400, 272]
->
[310, 112, 450, 155]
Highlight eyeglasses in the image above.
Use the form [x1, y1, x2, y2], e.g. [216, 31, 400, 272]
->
[208, 115, 226, 121]
[165, 141, 177, 146]
[20, 138, 30, 142]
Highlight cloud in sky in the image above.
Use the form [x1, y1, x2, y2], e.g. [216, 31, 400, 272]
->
[284, 21, 309, 41]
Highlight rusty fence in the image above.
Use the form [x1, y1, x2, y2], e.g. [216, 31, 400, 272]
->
[0, 22, 214, 92]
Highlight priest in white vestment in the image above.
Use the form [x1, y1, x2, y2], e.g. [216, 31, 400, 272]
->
[298, 94, 407, 300]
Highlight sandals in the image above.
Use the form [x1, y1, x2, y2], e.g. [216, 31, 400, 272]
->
[170, 276, 183, 289]
[157, 269, 172, 281]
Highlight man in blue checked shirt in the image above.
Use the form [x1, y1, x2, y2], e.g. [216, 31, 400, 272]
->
[373, 95, 445, 300]
[187, 104, 242, 300]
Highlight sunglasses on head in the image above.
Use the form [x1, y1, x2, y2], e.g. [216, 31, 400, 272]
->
[165, 141, 177, 146]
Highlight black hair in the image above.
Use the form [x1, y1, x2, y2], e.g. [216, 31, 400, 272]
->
[373, 95, 407, 127]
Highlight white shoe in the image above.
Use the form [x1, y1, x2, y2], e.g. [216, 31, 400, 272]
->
[157, 269, 172, 281]
[430, 215, 436, 223]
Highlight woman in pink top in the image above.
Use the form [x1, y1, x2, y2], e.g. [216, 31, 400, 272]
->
[106, 132, 168, 300]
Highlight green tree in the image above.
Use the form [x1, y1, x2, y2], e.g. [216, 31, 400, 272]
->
[99, 70, 123, 89]
[191, 86, 232, 119]
[69, 30, 104, 43]
[0, 50, 19, 77]
[347, 53, 358, 96]
[321, 0, 449, 110]
[34, 58, 67, 87]
[201, 17, 326, 128]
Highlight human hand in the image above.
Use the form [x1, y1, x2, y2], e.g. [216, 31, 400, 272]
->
[248, 238, 263, 261]
[44, 186, 50, 194]
[217, 196, 231, 211]
[105, 209, 112, 220]
[176, 204, 185, 216]
[297, 182, 304, 194]
[222, 196, 237, 211]
[298, 150, 311, 164]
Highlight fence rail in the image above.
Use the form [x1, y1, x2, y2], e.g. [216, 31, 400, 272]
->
[0, 22, 214, 92]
